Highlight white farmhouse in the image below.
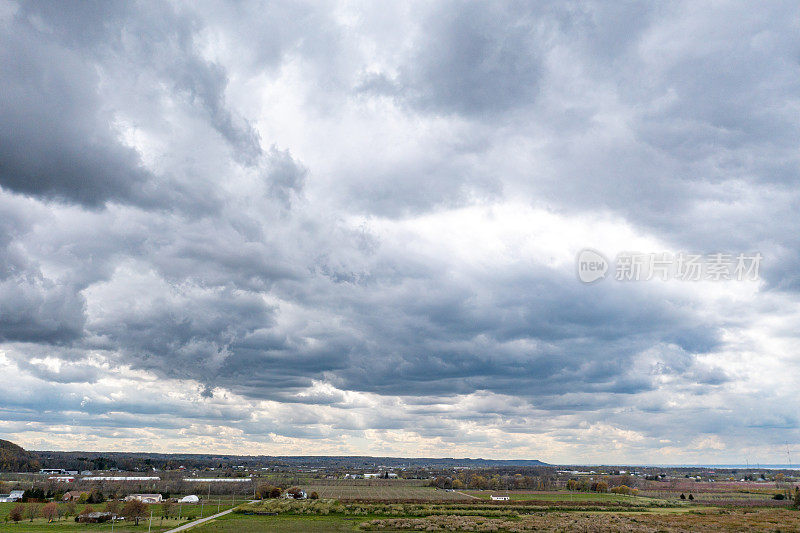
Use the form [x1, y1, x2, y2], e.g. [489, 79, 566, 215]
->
[125, 494, 163, 504]
[0, 490, 24, 503]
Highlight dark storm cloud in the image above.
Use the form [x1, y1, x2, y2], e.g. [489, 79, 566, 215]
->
[93, 229, 722, 403]
[407, 2, 542, 115]
[362, 1, 544, 117]
[0, 278, 85, 343]
[0, 196, 85, 342]
[0, 14, 150, 206]
[265, 147, 307, 208]
[0, 0, 265, 206]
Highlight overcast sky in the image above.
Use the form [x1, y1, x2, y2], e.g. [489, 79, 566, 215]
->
[1, 0, 799, 464]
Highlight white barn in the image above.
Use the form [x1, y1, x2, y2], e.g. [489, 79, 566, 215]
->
[125, 494, 163, 504]
[0, 490, 24, 503]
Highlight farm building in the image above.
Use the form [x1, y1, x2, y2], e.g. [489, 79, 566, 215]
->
[179, 495, 199, 503]
[76, 512, 115, 523]
[490, 495, 510, 501]
[63, 491, 89, 501]
[125, 493, 163, 503]
[40, 468, 77, 475]
[0, 490, 24, 502]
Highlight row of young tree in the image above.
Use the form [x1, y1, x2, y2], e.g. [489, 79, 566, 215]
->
[18, 487, 106, 503]
[5, 500, 151, 525]
[565, 478, 638, 494]
[429, 473, 556, 491]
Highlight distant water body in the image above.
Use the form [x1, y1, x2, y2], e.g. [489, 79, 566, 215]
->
[647, 464, 797, 470]
[568, 464, 797, 470]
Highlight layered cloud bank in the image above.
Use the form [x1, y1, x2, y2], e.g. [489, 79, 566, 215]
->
[0, 0, 798, 463]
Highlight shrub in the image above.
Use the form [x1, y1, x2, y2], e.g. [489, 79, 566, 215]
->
[610, 485, 635, 495]
[255, 484, 271, 499]
[63, 501, 77, 517]
[87, 490, 105, 504]
[310, 491, 319, 500]
[25, 503, 41, 522]
[9, 504, 24, 522]
[42, 502, 59, 522]
[591, 481, 608, 493]
[256, 484, 284, 499]
[79, 505, 95, 516]
[106, 500, 122, 515]
[22, 488, 46, 502]
[122, 500, 148, 525]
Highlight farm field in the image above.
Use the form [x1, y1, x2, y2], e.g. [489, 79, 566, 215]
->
[193, 513, 376, 532]
[191, 506, 800, 532]
[300, 479, 472, 501]
[0, 519, 179, 532]
[639, 490, 789, 506]
[462, 490, 666, 506]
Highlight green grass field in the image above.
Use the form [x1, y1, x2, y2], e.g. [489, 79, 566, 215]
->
[193, 513, 372, 532]
[0, 499, 248, 532]
[0, 518, 180, 532]
[302, 481, 470, 501]
[462, 490, 666, 505]
[189, 506, 800, 532]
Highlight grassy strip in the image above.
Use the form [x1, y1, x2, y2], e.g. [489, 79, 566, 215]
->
[236, 498, 683, 519]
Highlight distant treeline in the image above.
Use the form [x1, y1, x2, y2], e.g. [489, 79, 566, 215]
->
[0, 440, 40, 472]
[429, 467, 557, 491]
[31, 450, 548, 472]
